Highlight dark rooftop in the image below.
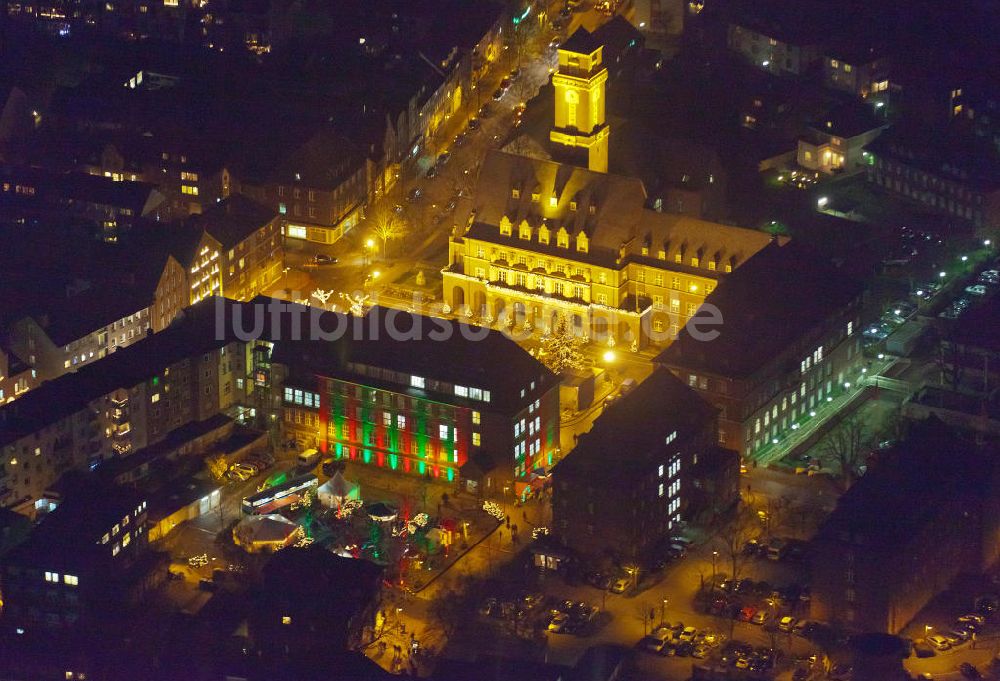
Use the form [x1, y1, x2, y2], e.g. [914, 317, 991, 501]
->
[0, 298, 237, 448]
[555, 369, 717, 478]
[7, 474, 142, 568]
[865, 125, 1000, 192]
[193, 194, 277, 249]
[269, 303, 556, 414]
[816, 420, 991, 548]
[656, 241, 864, 378]
[560, 28, 602, 56]
[806, 100, 886, 140]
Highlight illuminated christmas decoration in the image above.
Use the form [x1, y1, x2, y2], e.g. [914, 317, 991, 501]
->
[311, 289, 335, 307]
[539, 315, 587, 374]
[482, 500, 505, 521]
[532, 526, 550, 540]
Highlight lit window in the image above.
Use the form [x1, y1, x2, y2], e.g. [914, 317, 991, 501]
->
[63, 574, 78, 586]
[472, 410, 481, 425]
[439, 425, 449, 440]
[151, 393, 160, 403]
[658, 483, 664, 497]
[549, 196, 557, 207]
[454, 385, 469, 398]
[473, 432, 481, 446]
[181, 185, 198, 196]
[45, 571, 60, 583]
[397, 415, 406, 430]
[410, 376, 425, 389]
[282, 616, 292, 625]
[658, 464, 664, 477]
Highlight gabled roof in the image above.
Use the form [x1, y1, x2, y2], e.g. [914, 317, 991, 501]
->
[554, 369, 717, 478]
[816, 420, 991, 548]
[193, 194, 277, 250]
[269, 303, 556, 415]
[656, 241, 863, 378]
[469, 150, 776, 270]
[0, 298, 238, 448]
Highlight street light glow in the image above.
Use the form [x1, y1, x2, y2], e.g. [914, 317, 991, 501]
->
[602, 350, 616, 363]
[939, 271, 947, 278]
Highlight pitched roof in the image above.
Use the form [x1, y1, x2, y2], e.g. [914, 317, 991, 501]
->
[193, 194, 277, 249]
[268, 303, 556, 414]
[469, 150, 776, 270]
[816, 421, 991, 547]
[656, 241, 864, 377]
[0, 298, 237, 448]
[554, 369, 717, 478]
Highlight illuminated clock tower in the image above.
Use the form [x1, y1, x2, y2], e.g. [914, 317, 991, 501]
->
[550, 28, 610, 173]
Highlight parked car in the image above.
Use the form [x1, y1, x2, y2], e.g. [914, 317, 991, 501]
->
[750, 610, 770, 626]
[406, 187, 423, 202]
[547, 611, 570, 632]
[926, 634, 952, 651]
[738, 606, 756, 622]
[467, 117, 480, 131]
[678, 626, 697, 642]
[966, 284, 988, 296]
[312, 254, 337, 265]
[492, 87, 505, 101]
[610, 576, 630, 593]
[778, 616, 797, 632]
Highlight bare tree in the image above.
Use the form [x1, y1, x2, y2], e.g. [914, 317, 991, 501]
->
[367, 203, 408, 258]
[715, 501, 759, 583]
[822, 414, 871, 490]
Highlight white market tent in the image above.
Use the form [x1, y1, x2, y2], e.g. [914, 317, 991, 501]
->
[317, 472, 360, 509]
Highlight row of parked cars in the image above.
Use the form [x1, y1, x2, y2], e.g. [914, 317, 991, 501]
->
[640, 622, 724, 659]
[226, 451, 274, 482]
[925, 612, 987, 652]
[940, 268, 999, 319]
[545, 599, 600, 635]
[720, 641, 778, 674]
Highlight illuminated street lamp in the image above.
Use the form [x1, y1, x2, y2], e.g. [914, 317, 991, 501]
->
[661, 598, 668, 623]
[939, 271, 947, 278]
[603, 350, 616, 364]
[711, 550, 718, 577]
[924, 624, 933, 639]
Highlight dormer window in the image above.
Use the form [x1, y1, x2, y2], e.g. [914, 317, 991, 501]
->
[549, 196, 558, 208]
[708, 260, 717, 271]
[538, 224, 550, 244]
[557, 229, 569, 248]
[500, 216, 512, 236]
[674, 253, 682, 263]
[519, 222, 532, 240]
[569, 201, 577, 211]
[691, 257, 699, 267]
[531, 192, 540, 202]
[725, 263, 733, 273]
[641, 246, 649, 256]
[657, 249, 666, 260]
[577, 232, 589, 253]
[512, 188, 520, 199]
